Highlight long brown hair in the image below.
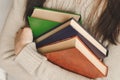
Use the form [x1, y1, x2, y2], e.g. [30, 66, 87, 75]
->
[24, 0, 46, 22]
[24, 0, 120, 45]
[93, 0, 120, 45]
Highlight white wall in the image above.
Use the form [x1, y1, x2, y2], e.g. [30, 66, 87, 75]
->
[0, 0, 13, 33]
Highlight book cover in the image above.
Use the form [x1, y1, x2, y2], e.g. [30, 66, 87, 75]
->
[29, 7, 81, 39]
[43, 37, 108, 79]
[28, 17, 60, 38]
[36, 19, 108, 59]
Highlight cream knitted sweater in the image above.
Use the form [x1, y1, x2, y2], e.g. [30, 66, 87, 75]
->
[44, 0, 104, 28]
[0, 0, 120, 80]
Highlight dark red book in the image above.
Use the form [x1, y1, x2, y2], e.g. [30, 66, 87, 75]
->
[39, 36, 108, 79]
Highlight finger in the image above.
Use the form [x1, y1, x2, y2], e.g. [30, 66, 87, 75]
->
[17, 28, 23, 35]
[22, 26, 30, 29]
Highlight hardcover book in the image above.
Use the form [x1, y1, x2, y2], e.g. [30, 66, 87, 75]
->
[36, 18, 108, 59]
[28, 7, 108, 79]
[39, 36, 108, 79]
[29, 8, 81, 38]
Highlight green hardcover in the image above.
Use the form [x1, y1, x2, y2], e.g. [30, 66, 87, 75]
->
[28, 17, 60, 38]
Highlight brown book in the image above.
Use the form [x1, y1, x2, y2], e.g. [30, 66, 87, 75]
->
[39, 36, 108, 79]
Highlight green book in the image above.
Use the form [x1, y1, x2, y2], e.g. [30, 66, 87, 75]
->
[29, 7, 81, 39]
[28, 17, 60, 38]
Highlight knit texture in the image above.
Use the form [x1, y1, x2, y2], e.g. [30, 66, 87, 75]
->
[15, 42, 90, 80]
[0, 0, 120, 80]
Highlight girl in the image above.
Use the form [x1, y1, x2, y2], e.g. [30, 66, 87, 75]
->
[0, 0, 119, 80]
[15, 0, 120, 80]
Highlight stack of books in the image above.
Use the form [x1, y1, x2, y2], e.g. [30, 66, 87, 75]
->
[28, 7, 108, 79]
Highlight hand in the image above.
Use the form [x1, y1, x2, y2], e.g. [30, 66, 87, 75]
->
[15, 27, 33, 55]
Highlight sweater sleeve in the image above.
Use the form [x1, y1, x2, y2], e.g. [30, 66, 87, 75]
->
[15, 42, 90, 80]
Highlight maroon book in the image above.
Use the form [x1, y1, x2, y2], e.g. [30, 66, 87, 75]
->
[43, 36, 108, 79]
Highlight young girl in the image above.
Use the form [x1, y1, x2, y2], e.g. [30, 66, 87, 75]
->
[0, 0, 120, 80]
[14, 0, 120, 80]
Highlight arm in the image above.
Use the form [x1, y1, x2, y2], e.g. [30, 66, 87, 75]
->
[14, 27, 90, 80]
[0, 0, 92, 79]
[15, 42, 90, 80]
